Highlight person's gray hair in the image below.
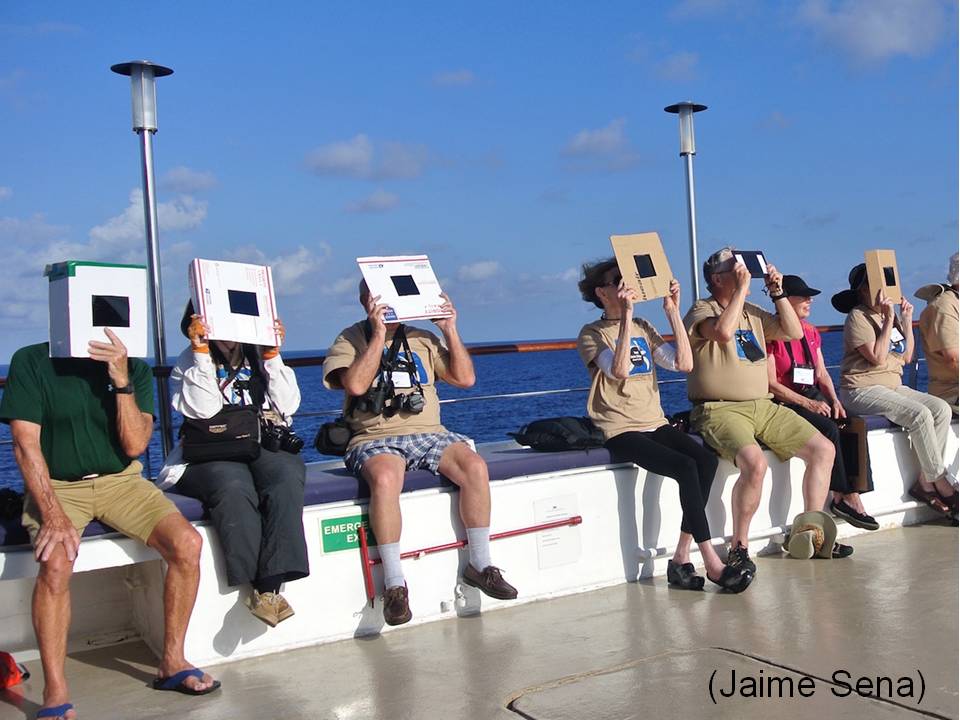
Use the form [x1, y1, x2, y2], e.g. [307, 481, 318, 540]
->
[948, 251, 958, 287]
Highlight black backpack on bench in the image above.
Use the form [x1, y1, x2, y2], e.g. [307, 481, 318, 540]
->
[509, 416, 605, 452]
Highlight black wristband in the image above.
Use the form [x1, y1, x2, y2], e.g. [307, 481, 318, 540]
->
[109, 384, 135, 394]
[769, 293, 786, 302]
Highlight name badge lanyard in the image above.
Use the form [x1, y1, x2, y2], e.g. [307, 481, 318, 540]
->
[784, 336, 816, 387]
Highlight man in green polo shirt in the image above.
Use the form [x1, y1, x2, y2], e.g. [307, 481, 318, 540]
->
[1, 330, 219, 718]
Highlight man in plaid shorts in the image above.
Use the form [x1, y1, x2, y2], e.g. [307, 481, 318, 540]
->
[322, 281, 518, 626]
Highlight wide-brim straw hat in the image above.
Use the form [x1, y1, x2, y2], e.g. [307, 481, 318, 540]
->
[787, 510, 838, 559]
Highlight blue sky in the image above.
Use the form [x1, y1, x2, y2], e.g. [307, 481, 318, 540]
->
[0, 1, 956, 363]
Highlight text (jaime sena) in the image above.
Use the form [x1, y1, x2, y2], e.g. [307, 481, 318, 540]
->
[707, 667, 926, 705]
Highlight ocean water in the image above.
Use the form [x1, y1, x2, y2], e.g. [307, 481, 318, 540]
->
[0, 332, 929, 492]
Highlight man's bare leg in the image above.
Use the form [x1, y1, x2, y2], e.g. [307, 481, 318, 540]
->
[146, 513, 215, 691]
[437, 442, 491, 529]
[793, 434, 834, 511]
[33, 545, 77, 719]
[731, 444, 768, 549]
[361, 454, 407, 544]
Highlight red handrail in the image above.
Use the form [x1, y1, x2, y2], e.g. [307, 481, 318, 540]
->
[357, 515, 584, 605]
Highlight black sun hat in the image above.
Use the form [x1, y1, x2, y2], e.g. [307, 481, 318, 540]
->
[782, 275, 821, 298]
[830, 264, 868, 314]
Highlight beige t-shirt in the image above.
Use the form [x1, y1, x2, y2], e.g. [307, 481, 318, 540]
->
[918, 286, 958, 401]
[839, 305, 908, 390]
[322, 322, 449, 450]
[683, 299, 791, 402]
[577, 317, 668, 439]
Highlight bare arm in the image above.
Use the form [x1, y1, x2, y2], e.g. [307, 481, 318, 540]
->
[699, 264, 750, 342]
[856, 293, 895, 366]
[814, 347, 846, 419]
[336, 297, 390, 397]
[11, 420, 81, 561]
[88, 329, 153, 457]
[935, 347, 960, 373]
[609, 283, 639, 379]
[663, 280, 693, 372]
[899, 298, 915, 365]
[433, 293, 475, 388]
[766, 353, 829, 414]
[764, 264, 802, 340]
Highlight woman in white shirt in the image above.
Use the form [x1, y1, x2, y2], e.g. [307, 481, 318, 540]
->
[159, 302, 308, 627]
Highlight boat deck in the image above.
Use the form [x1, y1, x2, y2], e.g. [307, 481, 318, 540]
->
[0, 523, 956, 720]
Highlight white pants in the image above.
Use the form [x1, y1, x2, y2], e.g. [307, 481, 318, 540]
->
[840, 384, 953, 482]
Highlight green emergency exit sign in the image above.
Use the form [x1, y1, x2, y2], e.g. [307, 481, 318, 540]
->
[321, 514, 377, 553]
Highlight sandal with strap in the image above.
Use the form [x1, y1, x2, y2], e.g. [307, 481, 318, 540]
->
[667, 560, 705, 590]
[707, 565, 753, 594]
[908, 481, 952, 516]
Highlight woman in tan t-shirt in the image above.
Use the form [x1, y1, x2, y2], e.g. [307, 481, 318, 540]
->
[577, 258, 752, 593]
[833, 263, 956, 518]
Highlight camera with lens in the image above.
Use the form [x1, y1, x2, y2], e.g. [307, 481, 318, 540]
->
[260, 419, 305, 454]
[392, 389, 425, 415]
[356, 384, 390, 415]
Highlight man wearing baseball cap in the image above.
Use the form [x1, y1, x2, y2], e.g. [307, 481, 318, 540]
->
[683, 248, 839, 577]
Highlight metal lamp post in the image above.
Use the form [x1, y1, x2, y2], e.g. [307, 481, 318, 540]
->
[664, 101, 707, 301]
[111, 60, 175, 456]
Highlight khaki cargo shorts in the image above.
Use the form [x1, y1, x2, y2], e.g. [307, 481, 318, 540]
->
[22, 461, 179, 546]
[690, 399, 817, 464]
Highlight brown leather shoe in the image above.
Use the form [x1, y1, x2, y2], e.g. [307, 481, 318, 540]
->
[462, 564, 518, 600]
[382, 585, 412, 626]
[908, 481, 952, 516]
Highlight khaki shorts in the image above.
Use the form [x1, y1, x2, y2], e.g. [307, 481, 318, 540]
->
[690, 399, 817, 464]
[22, 461, 179, 546]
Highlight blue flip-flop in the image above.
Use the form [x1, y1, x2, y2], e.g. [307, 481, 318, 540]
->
[36, 704, 74, 719]
[152, 668, 221, 695]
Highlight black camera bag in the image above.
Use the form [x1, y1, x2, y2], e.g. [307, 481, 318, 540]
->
[181, 404, 262, 463]
[314, 416, 353, 456]
[509, 416, 605, 453]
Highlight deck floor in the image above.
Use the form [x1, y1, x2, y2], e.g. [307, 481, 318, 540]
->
[0, 523, 956, 720]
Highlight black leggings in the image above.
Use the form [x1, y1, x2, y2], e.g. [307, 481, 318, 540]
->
[605, 425, 719, 544]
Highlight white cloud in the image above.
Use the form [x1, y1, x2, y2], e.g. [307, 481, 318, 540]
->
[160, 166, 217, 193]
[655, 51, 700, 82]
[561, 118, 640, 172]
[542, 268, 579, 283]
[305, 134, 374, 179]
[433, 69, 475, 87]
[89, 189, 207, 245]
[0, 186, 10, 200]
[226, 243, 331, 296]
[305, 135, 427, 180]
[797, 0, 953, 63]
[346, 189, 400, 214]
[457, 260, 501, 282]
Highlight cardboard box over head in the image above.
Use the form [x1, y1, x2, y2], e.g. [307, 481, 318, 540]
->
[864, 249, 902, 304]
[189, 259, 280, 346]
[357, 255, 451, 322]
[46, 261, 149, 358]
[610, 232, 673, 302]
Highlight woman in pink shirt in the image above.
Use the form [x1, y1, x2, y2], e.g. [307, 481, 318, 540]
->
[765, 275, 878, 531]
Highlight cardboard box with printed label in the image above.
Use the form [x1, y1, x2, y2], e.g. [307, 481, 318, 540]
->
[189, 259, 280, 347]
[356, 255, 451, 322]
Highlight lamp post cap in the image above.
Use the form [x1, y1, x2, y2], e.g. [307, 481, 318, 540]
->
[110, 61, 174, 77]
[664, 101, 707, 114]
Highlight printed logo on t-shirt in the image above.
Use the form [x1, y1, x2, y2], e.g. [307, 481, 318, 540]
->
[734, 329, 765, 362]
[628, 337, 653, 375]
[382, 350, 429, 388]
[889, 327, 906, 355]
[217, 366, 252, 404]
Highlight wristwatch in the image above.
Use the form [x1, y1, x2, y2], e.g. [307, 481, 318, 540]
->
[109, 383, 135, 394]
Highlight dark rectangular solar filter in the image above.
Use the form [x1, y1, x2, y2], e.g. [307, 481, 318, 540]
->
[737, 251, 767, 278]
[391, 275, 420, 296]
[633, 254, 657, 278]
[91, 295, 130, 327]
[228, 289, 260, 316]
[883, 266, 897, 286]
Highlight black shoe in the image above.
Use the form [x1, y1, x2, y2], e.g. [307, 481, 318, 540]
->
[707, 565, 753, 594]
[667, 560, 705, 590]
[831, 499, 880, 531]
[726, 543, 756, 574]
[831, 542, 854, 559]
